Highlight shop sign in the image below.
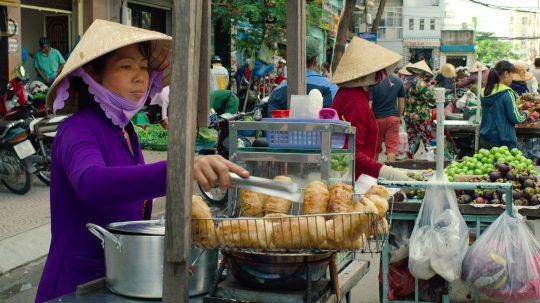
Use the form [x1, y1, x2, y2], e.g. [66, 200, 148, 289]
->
[321, 1, 333, 30]
[8, 38, 18, 52]
[404, 39, 440, 47]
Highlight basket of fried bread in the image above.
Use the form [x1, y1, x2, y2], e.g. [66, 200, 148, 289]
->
[191, 178, 391, 253]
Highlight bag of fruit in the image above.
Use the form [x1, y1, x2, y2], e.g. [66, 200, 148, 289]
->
[462, 211, 540, 303]
[408, 174, 469, 281]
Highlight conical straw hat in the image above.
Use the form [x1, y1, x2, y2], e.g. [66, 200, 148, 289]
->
[47, 19, 172, 105]
[441, 63, 456, 78]
[398, 63, 413, 76]
[468, 61, 488, 73]
[512, 62, 533, 82]
[331, 37, 402, 87]
[406, 60, 433, 77]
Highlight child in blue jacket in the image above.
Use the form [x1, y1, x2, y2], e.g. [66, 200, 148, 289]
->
[480, 60, 529, 149]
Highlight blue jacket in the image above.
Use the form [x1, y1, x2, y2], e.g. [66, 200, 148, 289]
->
[480, 84, 526, 149]
[267, 69, 338, 117]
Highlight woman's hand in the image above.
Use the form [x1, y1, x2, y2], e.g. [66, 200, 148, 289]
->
[194, 155, 249, 191]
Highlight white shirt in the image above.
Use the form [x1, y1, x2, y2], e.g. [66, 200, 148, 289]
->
[150, 86, 170, 119]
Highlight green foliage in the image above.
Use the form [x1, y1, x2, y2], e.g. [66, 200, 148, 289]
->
[135, 124, 168, 146]
[212, 0, 322, 58]
[476, 32, 518, 64]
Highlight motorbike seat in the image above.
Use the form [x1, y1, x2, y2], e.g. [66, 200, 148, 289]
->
[0, 119, 24, 138]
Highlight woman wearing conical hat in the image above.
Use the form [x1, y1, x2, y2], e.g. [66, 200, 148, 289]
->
[331, 37, 412, 181]
[403, 60, 436, 159]
[35, 20, 249, 302]
[510, 62, 536, 95]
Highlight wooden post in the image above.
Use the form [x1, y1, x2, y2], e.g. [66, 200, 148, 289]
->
[286, 0, 306, 108]
[197, 0, 211, 127]
[162, 0, 205, 301]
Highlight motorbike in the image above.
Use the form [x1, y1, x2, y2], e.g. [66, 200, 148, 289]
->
[0, 66, 68, 185]
[0, 118, 36, 194]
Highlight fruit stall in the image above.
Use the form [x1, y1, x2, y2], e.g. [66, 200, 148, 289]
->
[378, 88, 540, 303]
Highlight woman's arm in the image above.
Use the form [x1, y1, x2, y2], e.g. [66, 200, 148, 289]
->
[503, 91, 527, 124]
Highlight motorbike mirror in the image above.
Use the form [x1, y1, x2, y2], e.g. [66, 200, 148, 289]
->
[18, 66, 26, 78]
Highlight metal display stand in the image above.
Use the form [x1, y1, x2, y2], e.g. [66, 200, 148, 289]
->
[378, 180, 514, 303]
[378, 88, 517, 303]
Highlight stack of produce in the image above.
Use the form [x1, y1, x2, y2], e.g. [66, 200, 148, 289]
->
[455, 161, 539, 206]
[442, 147, 539, 206]
[444, 147, 536, 182]
[516, 93, 540, 127]
[135, 124, 168, 149]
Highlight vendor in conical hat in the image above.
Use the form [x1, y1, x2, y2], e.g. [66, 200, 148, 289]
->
[435, 63, 456, 91]
[331, 37, 412, 181]
[402, 59, 436, 159]
[510, 62, 536, 95]
[36, 19, 249, 302]
[459, 60, 489, 89]
[397, 62, 415, 90]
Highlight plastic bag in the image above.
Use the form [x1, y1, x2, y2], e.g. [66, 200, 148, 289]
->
[380, 258, 415, 300]
[408, 174, 468, 281]
[462, 212, 540, 303]
[388, 221, 414, 263]
[398, 118, 408, 158]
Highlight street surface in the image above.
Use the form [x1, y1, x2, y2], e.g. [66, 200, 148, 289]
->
[0, 150, 490, 302]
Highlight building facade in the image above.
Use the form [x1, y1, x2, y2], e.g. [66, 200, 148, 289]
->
[439, 28, 474, 68]
[402, 0, 444, 69]
[0, 0, 173, 94]
[509, 3, 540, 63]
[357, 0, 404, 58]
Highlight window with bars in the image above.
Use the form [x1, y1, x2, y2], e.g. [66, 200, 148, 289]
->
[420, 19, 425, 30]
[430, 19, 435, 30]
[409, 18, 414, 30]
[375, 7, 403, 39]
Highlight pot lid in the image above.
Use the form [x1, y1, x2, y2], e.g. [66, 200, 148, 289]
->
[106, 220, 165, 235]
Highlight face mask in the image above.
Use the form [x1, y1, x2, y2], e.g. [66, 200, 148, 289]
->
[54, 67, 162, 128]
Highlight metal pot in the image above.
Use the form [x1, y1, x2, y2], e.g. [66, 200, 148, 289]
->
[87, 220, 217, 298]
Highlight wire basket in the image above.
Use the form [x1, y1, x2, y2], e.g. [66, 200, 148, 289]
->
[192, 202, 386, 254]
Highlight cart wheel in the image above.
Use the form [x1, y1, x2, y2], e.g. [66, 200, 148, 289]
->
[198, 182, 228, 206]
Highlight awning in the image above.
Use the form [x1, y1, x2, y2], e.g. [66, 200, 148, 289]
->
[441, 45, 475, 53]
[0, 0, 19, 8]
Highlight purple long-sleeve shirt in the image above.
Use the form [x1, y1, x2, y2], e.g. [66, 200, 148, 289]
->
[35, 102, 167, 302]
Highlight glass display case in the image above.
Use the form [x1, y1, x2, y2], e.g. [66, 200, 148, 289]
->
[228, 119, 356, 188]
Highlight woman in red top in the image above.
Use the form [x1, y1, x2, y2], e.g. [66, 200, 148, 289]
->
[331, 37, 412, 181]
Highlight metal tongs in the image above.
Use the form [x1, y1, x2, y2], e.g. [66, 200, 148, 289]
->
[229, 173, 304, 203]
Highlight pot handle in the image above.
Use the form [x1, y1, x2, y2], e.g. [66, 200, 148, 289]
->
[86, 223, 122, 252]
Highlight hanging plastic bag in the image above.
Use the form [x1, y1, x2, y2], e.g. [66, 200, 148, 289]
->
[462, 211, 540, 303]
[388, 220, 414, 263]
[408, 174, 468, 281]
[398, 118, 408, 158]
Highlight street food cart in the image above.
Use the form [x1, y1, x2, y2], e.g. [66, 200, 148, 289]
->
[45, 0, 383, 302]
